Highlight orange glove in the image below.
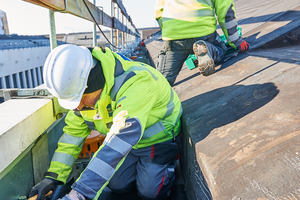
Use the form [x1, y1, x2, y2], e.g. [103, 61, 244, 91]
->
[239, 40, 250, 52]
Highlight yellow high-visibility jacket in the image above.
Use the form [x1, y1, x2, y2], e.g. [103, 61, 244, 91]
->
[155, 0, 243, 48]
[45, 47, 182, 199]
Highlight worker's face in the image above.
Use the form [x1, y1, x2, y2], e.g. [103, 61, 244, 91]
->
[77, 89, 103, 110]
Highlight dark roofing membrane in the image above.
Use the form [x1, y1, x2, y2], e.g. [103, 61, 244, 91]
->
[145, 0, 300, 199]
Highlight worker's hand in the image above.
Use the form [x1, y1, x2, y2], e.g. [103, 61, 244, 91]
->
[239, 40, 250, 52]
[68, 189, 86, 200]
[58, 190, 86, 200]
[28, 178, 58, 200]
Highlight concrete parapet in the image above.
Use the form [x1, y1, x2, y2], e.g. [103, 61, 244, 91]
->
[0, 98, 66, 198]
[0, 99, 57, 174]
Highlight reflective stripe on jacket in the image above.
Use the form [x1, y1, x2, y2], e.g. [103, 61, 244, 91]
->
[155, 0, 243, 48]
[46, 47, 182, 199]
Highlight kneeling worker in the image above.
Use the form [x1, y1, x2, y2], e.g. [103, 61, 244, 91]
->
[28, 44, 182, 200]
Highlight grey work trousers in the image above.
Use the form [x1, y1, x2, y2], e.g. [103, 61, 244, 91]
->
[108, 137, 180, 200]
[156, 32, 227, 86]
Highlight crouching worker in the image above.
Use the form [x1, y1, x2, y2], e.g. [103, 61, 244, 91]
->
[28, 44, 182, 200]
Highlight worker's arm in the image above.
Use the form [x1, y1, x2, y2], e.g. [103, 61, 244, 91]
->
[155, 0, 165, 28]
[214, 0, 249, 51]
[72, 72, 158, 200]
[45, 110, 91, 184]
[28, 111, 91, 200]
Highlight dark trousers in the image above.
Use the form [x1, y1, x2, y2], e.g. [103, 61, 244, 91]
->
[156, 32, 227, 86]
[108, 137, 180, 200]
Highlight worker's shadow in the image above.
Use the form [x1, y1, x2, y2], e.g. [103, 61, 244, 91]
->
[181, 81, 279, 143]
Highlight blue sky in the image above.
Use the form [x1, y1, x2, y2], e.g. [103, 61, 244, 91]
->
[0, 0, 158, 35]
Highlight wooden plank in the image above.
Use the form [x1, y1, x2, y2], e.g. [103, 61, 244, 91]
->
[113, 17, 127, 33]
[22, 0, 113, 28]
[65, 0, 109, 27]
[22, 0, 65, 10]
[40, 0, 65, 10]
[21, 0, 141, 35]
[36, 0, 65, 11]
[22, 0, 58, 10]
[102, 9, 113, 28]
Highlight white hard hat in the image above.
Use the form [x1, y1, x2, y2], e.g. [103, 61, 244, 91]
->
[43, 44, 93, 110]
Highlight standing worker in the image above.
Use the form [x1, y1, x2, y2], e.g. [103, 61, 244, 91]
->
[28, 44, 182, 200]
[155, 0, 250, 86]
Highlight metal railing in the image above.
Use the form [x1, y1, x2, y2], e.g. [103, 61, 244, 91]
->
[21, 0, 140, 49]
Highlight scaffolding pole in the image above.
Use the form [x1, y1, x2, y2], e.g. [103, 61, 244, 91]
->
[49, 10, 57, 50]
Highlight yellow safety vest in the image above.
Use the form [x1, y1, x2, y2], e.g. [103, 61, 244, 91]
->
[155, 0, 242, 48]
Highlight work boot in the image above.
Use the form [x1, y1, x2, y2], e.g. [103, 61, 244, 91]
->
[193, 40, 215, 76]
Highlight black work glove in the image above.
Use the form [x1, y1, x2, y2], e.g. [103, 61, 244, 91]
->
[28, 178, 58, 200]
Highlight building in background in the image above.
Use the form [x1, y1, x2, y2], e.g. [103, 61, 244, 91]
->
[0, 34, 68, 103]
[0, 10, 9, 35]
[0, 9, 66, 102]
[62, 30, 110, 47]
[0, 35, 52, 90]
[139, 27, 160, 40]
[61, 27, 160, 47]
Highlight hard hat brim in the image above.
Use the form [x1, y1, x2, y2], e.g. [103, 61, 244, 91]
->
[57, 94, 82, 110]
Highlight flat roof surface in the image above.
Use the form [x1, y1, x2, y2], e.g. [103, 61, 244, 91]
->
[146, 0, 300, 199]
